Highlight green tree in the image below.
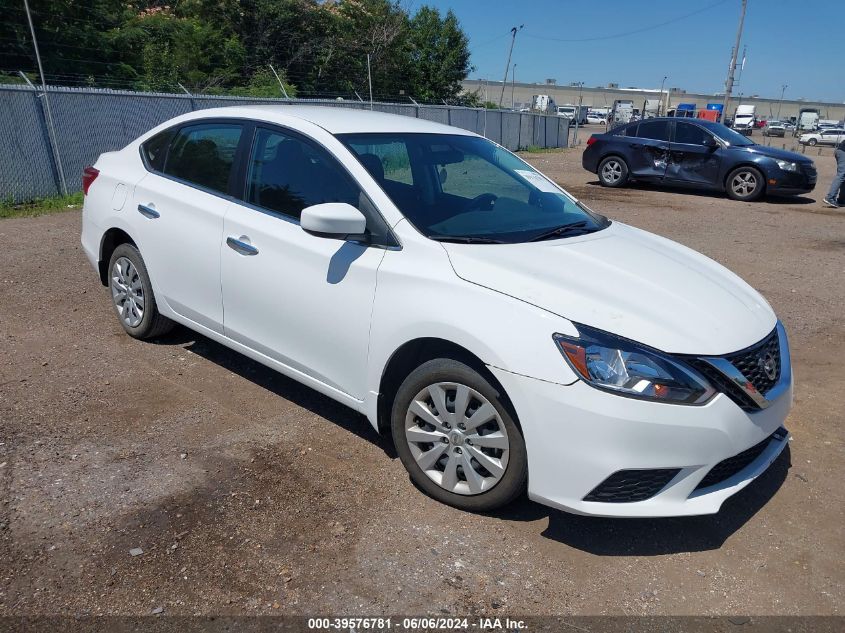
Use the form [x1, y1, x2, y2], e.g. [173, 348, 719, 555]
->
[406, 7, 472, 103]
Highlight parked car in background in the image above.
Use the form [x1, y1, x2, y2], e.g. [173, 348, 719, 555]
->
[587, 112, 607, 125]
[763, 122, 786, 137]
[582, 117, 816, 201]
[81, 106, 794, 517]
[798, 128, 845, 146]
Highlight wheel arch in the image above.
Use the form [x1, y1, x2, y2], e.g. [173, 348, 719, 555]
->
[98, 227, 137, 285]
[375, 337, 519, 435]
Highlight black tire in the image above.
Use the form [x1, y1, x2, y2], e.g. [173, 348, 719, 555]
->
[107, 243, 174, 339]
[808, 138, 817, 146]
[725, 166, 765, 202]
[391, 359, 527, 512]
[597, 156, 629, 188]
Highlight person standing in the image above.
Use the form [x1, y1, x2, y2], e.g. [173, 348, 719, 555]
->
[823, 137, 845, 208]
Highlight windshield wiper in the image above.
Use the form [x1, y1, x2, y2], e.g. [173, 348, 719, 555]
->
[428, 235, 506, 244]
[528, 221, 592, 242]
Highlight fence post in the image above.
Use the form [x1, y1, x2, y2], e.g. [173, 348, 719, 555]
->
[21, 80, 64, 198]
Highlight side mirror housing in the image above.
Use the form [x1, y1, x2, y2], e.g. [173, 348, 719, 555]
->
[300, 203, 367, 240]
[703, 136, 719, 149]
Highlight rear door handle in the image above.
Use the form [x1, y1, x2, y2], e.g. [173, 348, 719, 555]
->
[226, 236, 259, 256]
[137, 203, 160, 219]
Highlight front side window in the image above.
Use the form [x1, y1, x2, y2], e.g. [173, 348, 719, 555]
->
[637, 120, 670, 141]
[246, 128, 359, 220]
[163, 123, 243, 194]
[340, 133, 608, 243]
[673, 122, 711, 145]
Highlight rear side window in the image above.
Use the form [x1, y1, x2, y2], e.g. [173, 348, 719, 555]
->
[637, 120, 670, 141]
[246, 127, 359, 220]
[163, 123, 243, 194]
[142, 129, 174, 172]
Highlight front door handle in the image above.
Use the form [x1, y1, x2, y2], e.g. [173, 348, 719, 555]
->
[137, 203, 160, 219]
[226, 236, 259, 256]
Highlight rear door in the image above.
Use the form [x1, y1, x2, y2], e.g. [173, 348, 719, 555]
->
[131, 121, 245, 333]
[625, 119, 670, 180]
[665, 121, 722, 187]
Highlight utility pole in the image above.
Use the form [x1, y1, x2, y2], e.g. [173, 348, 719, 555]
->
[722, 0, 747, 124]
[23, 0, 67, 196]
[777, 84, 787, 120]
[366, 53, 373, 110]
[659, 75, 667, 117]
[499, 25, 523, 108]
[511, 64, 517, 109]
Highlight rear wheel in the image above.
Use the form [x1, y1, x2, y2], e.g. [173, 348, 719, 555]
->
[726, 166, 765, 202]
[108, 243, 174, 339]
[391, 359, 527, 512]
[598, 156, 629, 188]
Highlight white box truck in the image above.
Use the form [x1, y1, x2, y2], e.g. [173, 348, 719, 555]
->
[531, 94, 558, 114]
[556, 104, 588, 124]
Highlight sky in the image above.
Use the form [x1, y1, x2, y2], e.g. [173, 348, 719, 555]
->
[415, 0, 845, 103]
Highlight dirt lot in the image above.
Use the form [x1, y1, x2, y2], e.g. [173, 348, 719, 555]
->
[1, 143, 843, 618]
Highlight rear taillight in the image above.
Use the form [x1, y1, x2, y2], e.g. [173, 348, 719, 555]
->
[82, 166, 99, 196]
[586, 135, 597, 147]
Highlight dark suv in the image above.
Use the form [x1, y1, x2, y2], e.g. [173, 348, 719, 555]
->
[582, 118, 816, 201]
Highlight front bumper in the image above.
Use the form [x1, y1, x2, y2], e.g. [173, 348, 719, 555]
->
[490, 365, 792, 518]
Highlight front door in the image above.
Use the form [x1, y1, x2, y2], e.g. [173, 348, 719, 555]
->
[666, 121, 722, 187]
[131, 121, 244, 333]
[221, 126, 386, 400]
[626, 119, 670, 181]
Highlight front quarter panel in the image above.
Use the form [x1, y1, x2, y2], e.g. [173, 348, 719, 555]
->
[365, 222, 580, 427]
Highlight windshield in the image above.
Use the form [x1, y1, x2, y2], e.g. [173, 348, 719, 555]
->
[338, 133, 608, 243]
[696, 120, 755, 146]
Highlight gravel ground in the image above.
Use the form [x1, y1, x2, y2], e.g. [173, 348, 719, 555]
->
[1, 141, 843, 618]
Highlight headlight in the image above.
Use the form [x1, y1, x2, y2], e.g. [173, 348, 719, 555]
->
[553, 324, 715, 405]
[776, 160, 799, 172]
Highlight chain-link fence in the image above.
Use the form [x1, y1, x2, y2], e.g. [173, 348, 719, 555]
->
[0, 84, 570, 203]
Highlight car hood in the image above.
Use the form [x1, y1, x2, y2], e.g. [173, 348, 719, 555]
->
[740, 144, 812, 163]
[442, 222, 776, 355]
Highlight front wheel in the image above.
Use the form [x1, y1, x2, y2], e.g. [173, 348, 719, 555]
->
[598, 156, 629, 187]
[808, 138, 817, 146]
[391, 359, 527, 512]
[726, 166, 765, 202]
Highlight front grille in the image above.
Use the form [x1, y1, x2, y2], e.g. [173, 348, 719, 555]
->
[725, 329, 781, 396]
[693, 428, 785, 491]
[584, 468, 680, 503]
[686, 327, 781, 412]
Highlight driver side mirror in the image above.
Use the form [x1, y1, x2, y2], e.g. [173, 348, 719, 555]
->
[703, 136, 719, 149]
[300, 203, 367, 241]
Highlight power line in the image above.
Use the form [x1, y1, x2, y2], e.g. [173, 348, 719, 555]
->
[524, 0, 730, 43]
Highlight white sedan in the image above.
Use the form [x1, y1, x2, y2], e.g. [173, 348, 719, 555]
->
[81, 106, 792, 516]
[587, 113, 607, 125]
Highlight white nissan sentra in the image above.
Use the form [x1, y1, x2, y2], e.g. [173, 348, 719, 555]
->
[81, 106, 792, 516]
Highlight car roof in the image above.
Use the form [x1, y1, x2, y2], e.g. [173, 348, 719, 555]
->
[171, 104, 477, 136]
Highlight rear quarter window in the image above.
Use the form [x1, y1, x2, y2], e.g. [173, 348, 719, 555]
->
[141, 129, 175, 172]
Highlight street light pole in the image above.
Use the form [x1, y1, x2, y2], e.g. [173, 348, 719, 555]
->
[499, 25, 523, 108]
[659, 75, 667, 117]
[777, 84, 787, 120]
[572, 81, 584, 147]
[722, 0, 748, 125]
